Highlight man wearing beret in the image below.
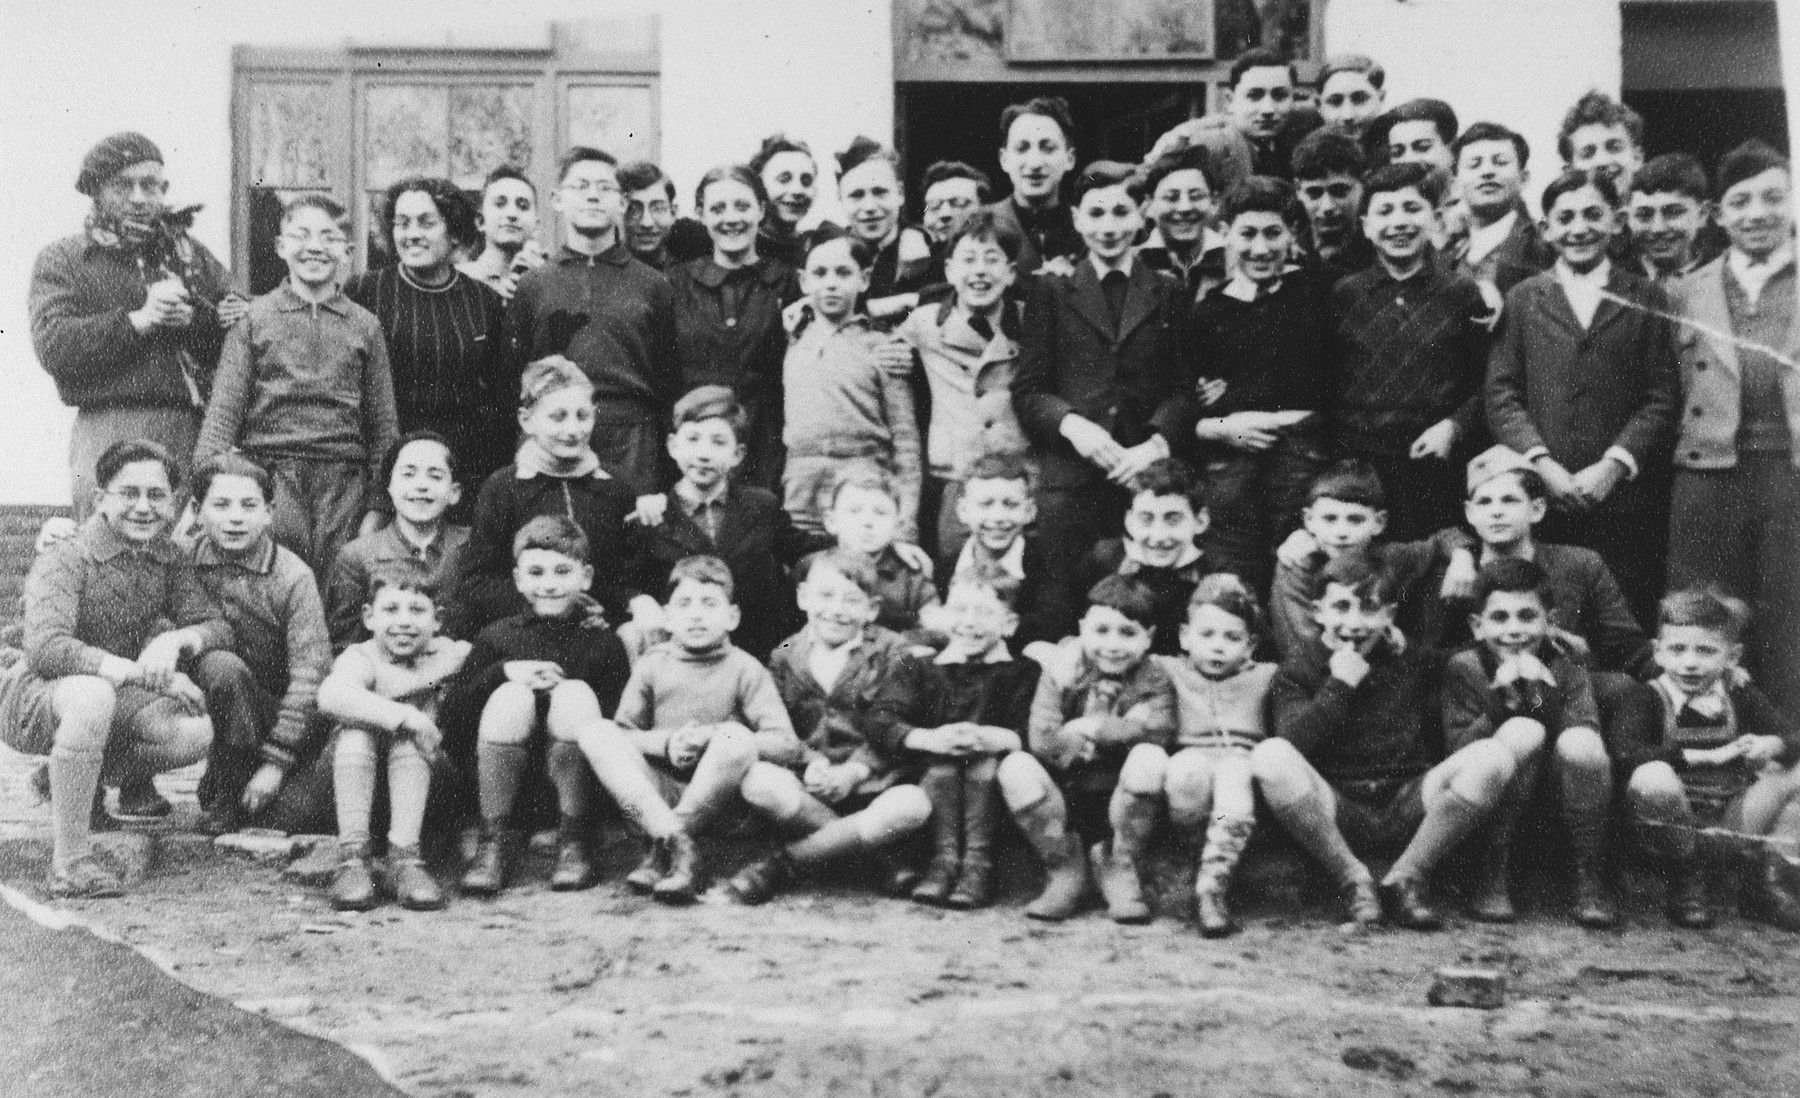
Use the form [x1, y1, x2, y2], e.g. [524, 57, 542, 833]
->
[29, 132, 246, 516]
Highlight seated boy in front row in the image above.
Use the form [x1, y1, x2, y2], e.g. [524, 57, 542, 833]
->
[999, 574, 1177, 924]
[1071, 457, 1217, 655]
[187, 454, 334, 837]
[606, 554, 801, 903]
[947, 451, 1059, 652]
[1441, 558, 1611, 927]
[316, 561, 470, 913]
[725, 550, 935, 904]
[1251, 550, 1536, 930]
[1622, 589, 1800, 931]
[448, 516, 673, 899]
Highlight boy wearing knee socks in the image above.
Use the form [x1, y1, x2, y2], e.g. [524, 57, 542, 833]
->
[725, 551, 936, 904]
[607, 555, 801, 903]
[449, 517, 655, 896]
[1006, 574, 1177, 923]
[317, 561, 470, 912]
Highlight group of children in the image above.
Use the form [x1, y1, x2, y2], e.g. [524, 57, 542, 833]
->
[6, 52, 1800, 941]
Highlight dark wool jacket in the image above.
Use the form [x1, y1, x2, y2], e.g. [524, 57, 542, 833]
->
[951, 533, 1060, 653]
[449, 464, 649, 637]
[924, 654, 1041, 738]
[1441, 645, 1600, 754]
[1012, 260, 1188, 490]
[30, 231, 234, 410]
[1615, 678, 1800, 776]
[668, 256, 799, 422]
[1179, 273, 1337, 427]
[444, 609, 633, 718]
[769, 625, 935, 784]
[1271, 641, 1448, 783]
[981, 198, 1084, 277]
[1026, 638, 1178, 792]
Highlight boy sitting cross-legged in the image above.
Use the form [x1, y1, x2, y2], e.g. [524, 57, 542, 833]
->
[316, 560, 471, 912]
[996, 574, 1178, 923]
[1251, 549, 1534, 930]
[1071, 457, 1219, 655]
[1441, 557, 1605, 925]
[1271, 459, 1477, 669]
[606, 555, 801, 903]
[187, 454, 334, 837]
[449, 516, 677, 897]
[906, 563, 1042, 909]
[724, 550, 935, 904]
[1621, 589, 1800, 931]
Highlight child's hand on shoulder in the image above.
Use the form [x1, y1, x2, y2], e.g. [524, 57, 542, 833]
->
[1546, 626, 1589, 662]
[628, 595, 666, 632]
[891, 542, 935, 576]
[1439, 548, 1479, 601]
[1276, 528, 1321, 569]
[34, 517, 78, 555]
[875, 335, 916, 376]
[1036, 256, 1077, 279]
[629, 494, 669, 527]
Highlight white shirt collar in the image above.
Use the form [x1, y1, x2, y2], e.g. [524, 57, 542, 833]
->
[1465, 209, 1518, 267]
[1656, 673, 1730, 714]
[1089, 253, 1134, 281]
[1727, 241, 1797, 309]
[954, 536, 1027, 581]
[935, 643, 1013, 665]
[1554, 258, 1612, 328]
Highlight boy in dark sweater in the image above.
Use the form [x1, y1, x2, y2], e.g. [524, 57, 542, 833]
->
[1621, 589, 1800, 931]
[1253, 549, 1527, 930]
[609, 555, 801, 903]
[1000, 574, 1178, 923]
[1331, 161, 1497, 541]
[725, 551, 935, 904]
[644, 386, 813, 660]
[907, 564, 1042, 909]
[186, 454, 334, 837]
[449, 516, 665, 898]
[1182, 176, 1335, 591]
[1072, 458, 1218, 655]
[1441, 558, 1610, 926]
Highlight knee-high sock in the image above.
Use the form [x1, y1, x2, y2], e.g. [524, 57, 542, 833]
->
[546, 740, 592, 826]
[580, 729, 680, 838]
[1561, 759, 1613, 862]
[1109, 789, 1159, 862]
[333, 734, 378, 846]
[48, 744, 104, 868]
[1387, 791, 1486, 884]
[387, 739, 431, 851]
[476, 740, 528, 827]
[1197, 814, 1255, 889]
[1264, 786, 1368, 888]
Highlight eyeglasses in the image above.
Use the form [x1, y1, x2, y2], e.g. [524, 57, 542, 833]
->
[106, 487, 173, 506]
[281, 230, 349, 247]
[562, 179, 622, 195]
[104, 176, 169, 198]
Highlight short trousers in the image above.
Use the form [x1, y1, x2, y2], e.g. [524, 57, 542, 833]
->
[0, 665, 181, 757]
[1064, 786, 1115, 847]
[1330, 773, 1427, 853]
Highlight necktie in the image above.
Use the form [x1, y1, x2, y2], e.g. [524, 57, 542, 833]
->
[967, 312, 995, 344]
[1102, 269, 1129, 332]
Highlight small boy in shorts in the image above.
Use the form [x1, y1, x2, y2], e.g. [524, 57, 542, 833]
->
[607, 555, 800, 903]
[1001, 574, 1177, 923]
[1622, 589, 1800, 931]
[449, 516, 663, 897]
[724, 551, 935, 904]
[196, 194, 397, 574]
[316, 561, 470, 912]
[1441, 557, 1609, 925]
[187, 453, 334, 836]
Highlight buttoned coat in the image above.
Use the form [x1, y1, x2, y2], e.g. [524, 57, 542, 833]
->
[1668, 255, 1800, 469]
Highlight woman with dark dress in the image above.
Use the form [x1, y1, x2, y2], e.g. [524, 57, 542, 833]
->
[667, 165, 800, 491]
[346, 177, 510, 515]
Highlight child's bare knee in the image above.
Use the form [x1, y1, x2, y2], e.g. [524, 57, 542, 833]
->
[741, 762, 805, 818]
[1494, 716, 1547, 759]
[1118, 743, 1169, 794]
[1164, 749, 1215, 796]
[858, 786, 932, 842]
[1449, 741, 1515, 807]
[997, 752, 1052, 809]
[1555, 727, 1610, 772]
[1627, 761, 1684, 807]
[53, 675, 116, 732]
[1250, 739, 1305, 795]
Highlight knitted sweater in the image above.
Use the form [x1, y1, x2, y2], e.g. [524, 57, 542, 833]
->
[344, 266, 506, 422]
[1271, 643, 1447, 783]
[924, 653, 1041, 736]
[195, 282, 399, 480]
[611, 641, 800, 766]
[1159, 657, 1277, 752]
[190, 536, 332, 770]
[29, 230, 234, 410]
[317, 635, 470, 732]
[323, 523, 470, 650]
[23, 516, 232, 680]
[444, 609, 632, 725]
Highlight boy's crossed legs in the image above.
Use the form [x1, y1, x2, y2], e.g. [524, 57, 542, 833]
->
[623, 722, 764, 901]
[726, 761, 930, 904]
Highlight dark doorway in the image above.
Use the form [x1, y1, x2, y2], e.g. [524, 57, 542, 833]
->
[1624, 89, 1789, 168]
[896, 82, 1203, 213]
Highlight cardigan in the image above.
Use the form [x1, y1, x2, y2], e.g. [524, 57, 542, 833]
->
[1669, 255, 1800, 468]
[195, 282, 399, 482]
[1159, 657, 1277, 752]
[23, 516, 232, 681]
[191, 535, 332, 770]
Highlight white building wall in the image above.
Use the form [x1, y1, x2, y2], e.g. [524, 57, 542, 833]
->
[0, 0, 893, 505]
[1325, 0, 1623, 212]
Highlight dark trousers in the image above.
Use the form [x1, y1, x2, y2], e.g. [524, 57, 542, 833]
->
[193, 650, 334, 833]
[1668, 455, 1800, 716]
[1202, 430, 1329, 593]
[1538, 474, 1669, 632]
[1351, 450, 1466, 545]
[1035, 480, 1127, 630]
[592, 413, 663, 494]
[260, 456, 369, 578]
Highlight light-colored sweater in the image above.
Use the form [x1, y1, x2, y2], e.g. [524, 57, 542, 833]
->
[612, 641, 800, 766]
[1158, 657, 1277, 752]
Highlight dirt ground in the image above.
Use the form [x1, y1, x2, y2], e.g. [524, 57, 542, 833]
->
[3, 747, 1798, 1098]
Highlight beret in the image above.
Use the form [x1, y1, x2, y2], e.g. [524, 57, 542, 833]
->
[77, 132, 163, 197]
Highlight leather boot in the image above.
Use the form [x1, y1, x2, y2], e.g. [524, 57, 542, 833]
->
[625, 836, 669, 893]
[386, 846, 446, 911]
[945, 773, 997, 910]
[1378, 875, 1443, 930]
[550, 819, 598, 892]
[330, 842, 379, 912]
[1097, 839, 1151, 925]
[1569, 850, 1620, 929]
[1012, 798, 1090, 921]
[460, 825, 510, 896]
[1665, 855, 1713, 929]
[1194, 816, 1254, 938]
[1740, 848, 1800, 932]
[911, 767, 962, 905]
[653, 831, 703, 904]
[1469, 838, 1517, 923]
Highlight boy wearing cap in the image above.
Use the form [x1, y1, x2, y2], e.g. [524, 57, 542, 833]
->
[30, 132, 244, 515]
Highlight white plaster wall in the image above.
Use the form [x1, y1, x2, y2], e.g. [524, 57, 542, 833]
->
[1324, 0, 1624, 212]
[0, 0, 893, 505]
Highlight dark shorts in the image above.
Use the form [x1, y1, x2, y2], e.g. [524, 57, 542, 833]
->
[1065, 787, 1114, 847]
[1330, 774, 1426, 853]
